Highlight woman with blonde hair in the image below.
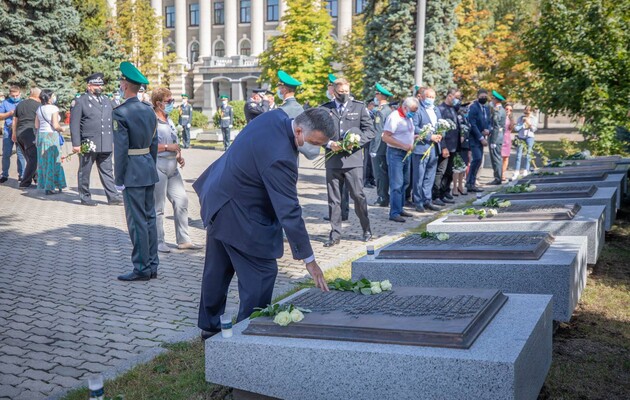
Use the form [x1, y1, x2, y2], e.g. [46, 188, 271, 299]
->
[151, 87, 201, 253]
[512, 105, 538, 180]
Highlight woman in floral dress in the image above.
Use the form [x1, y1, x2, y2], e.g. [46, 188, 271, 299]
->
[35, 89, 66, 194]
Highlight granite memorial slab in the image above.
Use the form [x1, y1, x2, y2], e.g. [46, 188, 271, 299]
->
[427, 204, 605, 264]
[474, 186, 617, 230]
[489, 184, 597, 200]
[244, 287, 508, 349]
[206, 290, 553, 400]
[527, 177, 624, 209]
[353, 233, 587, 322]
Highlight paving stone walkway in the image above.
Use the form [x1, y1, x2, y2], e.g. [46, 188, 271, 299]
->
[0, 142, 494, 399]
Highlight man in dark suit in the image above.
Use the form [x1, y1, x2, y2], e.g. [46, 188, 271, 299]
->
[193, 108, 333, 337]
[70, 72, 122, 206]
[244, 89, 269, 123]
[218, 95, 233, 149]
[370, 83, 394, 207]
[321, 77, 375, 247]
[466, 89, 491, 192]
[113, 62, 159, 282]
[435, 88, 463, 203]
[488, 90, 506, 185]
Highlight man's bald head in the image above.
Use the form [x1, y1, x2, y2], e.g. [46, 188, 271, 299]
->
[30, 87, 41, 98]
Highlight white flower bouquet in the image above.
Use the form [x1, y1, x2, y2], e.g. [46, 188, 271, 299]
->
[329, 278, 393, 296]
[314, 131, 362, 168]
[63, 139, 96, 162]
[249, 303, 311, 327]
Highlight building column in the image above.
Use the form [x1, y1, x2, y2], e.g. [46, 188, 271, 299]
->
[224, 0, 238, 56]
[175, 0, 187, 62]
[108, 0, 117, 17]
[151, 0, 163, 22]
[199, 0, 211, 59]
[279, 0, 288, 28]
[231, 80, 244, 101]
[414, 0, 427, 85]
[250, 0, 264, 56]
[337, 0, 353, 42]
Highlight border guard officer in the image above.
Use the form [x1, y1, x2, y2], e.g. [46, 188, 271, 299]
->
[178, 94, 193, 148]
[244, 88, 269, 123]
[370, 83, 394, 207]
[488, 90, 506, 185]
[277, 70, 303, 119]
[113, 62, 160, 282]
[218, 94, 233, 150]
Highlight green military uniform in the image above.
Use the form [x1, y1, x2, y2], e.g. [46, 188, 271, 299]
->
[370, 83, 394, 206]
[489, 90, 506, 183]
[277, 70, 303, 119]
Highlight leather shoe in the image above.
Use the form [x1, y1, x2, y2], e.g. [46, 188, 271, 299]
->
[0, 177, 7, 183]
[117, 271, 151, 281]
[362, 230, 373, 242]
[151, 271, 158, 279]
[433, 198, 446, 206]
[444, 193, 454, 200]
[487, 179, 502, 185]
[400, 211, 413, 217]
[389, 215, 405, 223]
[109, 199, 124, 206]
[425, 203, 443, 211]
[323, 238, 340, 247]
[415, 205, 426, 213]
[441, 197, 455, 204]
[466, 185, 484, 193]
[323, 216, 348, 221]
[201, 330, 220, 340]
[81, 198, 97, 206]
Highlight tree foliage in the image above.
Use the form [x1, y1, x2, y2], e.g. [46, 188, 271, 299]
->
[524, 0, 630, 155]
[336, 15, 366, 99]
[0, 0, 80, 104]
[423, 0, 459, 96]
[258, 0, 337, 105]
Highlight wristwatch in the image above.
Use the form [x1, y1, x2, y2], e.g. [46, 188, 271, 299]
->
[165, 144, 168, 151]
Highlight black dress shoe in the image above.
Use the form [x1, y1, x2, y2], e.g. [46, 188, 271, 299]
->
[415, 205, 426, 213]
[117, 271, 151, 281]
[433, 198, 446, 206]
[488, 179, 502, 185]
[400, 211, 413, 217]
[81, 198, 97, 206]
[323, 216, 349, 221]
[0, 177, 7, 183]
[441, 197, 455, 204]
[466, 185, 484, 193]
[201, 330, 220, 340]
[425, 203, 443, 211]
[109, 199, 124, 206]
[323, 238, 340, 247]
[444, 193, 454, 200]
[389, 215, 405, 223]
[151, 271, 158, 279]
[362, 230, 373, 242]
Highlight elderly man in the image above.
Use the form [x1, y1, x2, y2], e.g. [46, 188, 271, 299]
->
[193, 108, 334, 338]
[321, 78, 375, 247]
[70, 72, 122, 206]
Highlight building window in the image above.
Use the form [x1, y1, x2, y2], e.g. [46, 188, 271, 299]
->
[240, 0, 251, 23]
[214, 1, 224, 25]
[214, 41, 225, 57]
[165, 6, 175, 28]
[240, 39, 251, 56]
[355, 0, 367, 14]
[266, 0, 279, 21]
[189, 3, 199, 26]
[190, 41, 200, 63]
[326, 0, 338, 17]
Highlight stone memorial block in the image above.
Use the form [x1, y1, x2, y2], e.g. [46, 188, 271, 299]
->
[521, 173, 624, 208]
[353, 233, 587, 322]
[244, 287, 507, 349]
[206, 290, 553, 400]
[427, 204, 605, 264]
[474, 186, 617, 230]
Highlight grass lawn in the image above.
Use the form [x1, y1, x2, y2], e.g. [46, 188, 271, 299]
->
[63, 196, 630, 400]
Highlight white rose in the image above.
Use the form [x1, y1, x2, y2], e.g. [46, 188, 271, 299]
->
[371, 284, 382, 295]
[525, 185, 536, 192]
[273, 311, 292, 326]
[488, 209, 498, 217]
[436, 233, 450, 241]
[290, 309, 304, 323]
[380, 280, 393, 291]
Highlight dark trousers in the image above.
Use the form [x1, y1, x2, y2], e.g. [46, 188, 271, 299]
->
[182, 125, 190, 148]
[466, 144, 484, 187]
[371, 153, 389, 203]
[78, 151, 120, 203]
[221, 127, 231, 149]
[412, 150, 438, 206]
[198, 233, 277, 331]
[363, 147, 375, 185]
[489, 143, 503, 181]
[17, 135, 37, 187]
[433, 152, 456, 199]
[123, 186, 159, 276]
[326, 167, 371, 240]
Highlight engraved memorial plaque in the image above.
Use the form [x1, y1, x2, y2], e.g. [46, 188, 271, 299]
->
[243, 287, 508, 349]
[445, 203, 581, 222]
[541, 162, 617, 174]
[491, 184, 597, 200]
[526, 172, 608, 184]
[375, 232, 554, 260]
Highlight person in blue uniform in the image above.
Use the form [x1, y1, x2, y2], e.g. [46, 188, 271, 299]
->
[244, 88, 269, 123]
[193, 108, 334, 338]
[217, 95, 233, 150]
[113, 62, 160, 282]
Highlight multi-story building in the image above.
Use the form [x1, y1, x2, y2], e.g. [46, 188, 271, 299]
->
[108, 0, 368, 115]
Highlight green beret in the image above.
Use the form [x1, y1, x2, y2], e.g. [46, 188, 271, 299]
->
[492, 90, 506, 101]
[119, 61, 149, 85]
[375, 83, 393, 97]
[328, 73, 337, 83]
[181, 94, 189, 98]
[278, 70, 302, 87]
[219, 94, 229, 99]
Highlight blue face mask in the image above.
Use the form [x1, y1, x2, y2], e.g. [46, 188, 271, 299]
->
[423, 98, 434, 107]
[9, 96, 20, 103]
[406, 111, 415, 119]
[277, 88, 284, 101]
[452, 98, 461, 106]
[165, 103, 174, 114]
[373, 97, 379, 105]
[118, 86, 125, 100]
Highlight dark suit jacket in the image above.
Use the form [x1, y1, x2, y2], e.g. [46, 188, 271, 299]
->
[412, 104, 443, 155]
[70, 93, 114, 153]
[467, 101, 492, 145]
[438, 102, 461, 152]
[193, 109, 313, 261]
[112, 97, 159, 187]
[320, 99, 376, 169]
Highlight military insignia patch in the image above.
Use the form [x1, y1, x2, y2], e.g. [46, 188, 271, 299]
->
[250, 103, 257, 107]
[113, 120, 118, 130]
[375, 117, 381, 123]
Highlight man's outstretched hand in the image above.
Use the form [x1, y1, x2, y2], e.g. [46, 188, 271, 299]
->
[306, 260, 329, 292]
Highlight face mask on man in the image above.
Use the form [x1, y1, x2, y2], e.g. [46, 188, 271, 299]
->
[137, 92, 144, 101]
[452, 98, 461, 107]
[9, 95, 20, 103]
[478, 97, 488, 105]
[277, 88, 284, 101]
[373, 97, 379, 105]
[221, 100, 228, 106]
[423, 98, 434, 107]
[335, 91, 349, 104]
[298, 141, 321, 160]
[326, 91, 334, 101]
[406, 110, 415, 119]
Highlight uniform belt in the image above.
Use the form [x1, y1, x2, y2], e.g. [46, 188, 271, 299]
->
[128, 148, 150, 156]
[221, 117, 231, 119]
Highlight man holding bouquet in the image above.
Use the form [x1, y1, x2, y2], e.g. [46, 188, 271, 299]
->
[321, 78, 375, 247]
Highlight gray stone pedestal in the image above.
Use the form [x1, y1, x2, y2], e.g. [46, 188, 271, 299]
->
[427, 205, 604, 264]
[352, 236, 587, 322]
[205, 291, 553, 400]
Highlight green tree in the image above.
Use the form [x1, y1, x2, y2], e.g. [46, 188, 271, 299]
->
[258, 0, 336, 105]
[423, 0, 459, 96]
[524, 0, 630, 155]
[0, 0, 80, 104]
[116, 0, 173, 87]
[70, 0, 127, 94]
[336, 15, 366, 98]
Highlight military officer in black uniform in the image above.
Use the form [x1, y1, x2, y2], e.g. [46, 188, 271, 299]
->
[244, 88, 269, 123]
[321, 77, 375, 247]
[70, 73, 122, 206]
[113, 62, 159, 282]
[218, 94, 233, 149]
[178, 94, 193, 148]
[370, 83, 394, 207]
[277, 70, 303, 119]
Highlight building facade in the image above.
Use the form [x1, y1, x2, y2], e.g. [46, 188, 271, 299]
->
[109, 0, 368, 115]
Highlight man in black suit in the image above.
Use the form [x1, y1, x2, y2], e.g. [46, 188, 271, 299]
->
[70, 72, 122, 206]
[466, 89, 491, 192]
[320, 78, 375, 247]
[193, 108, 333, 337]
[435, 88, 463, 203]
